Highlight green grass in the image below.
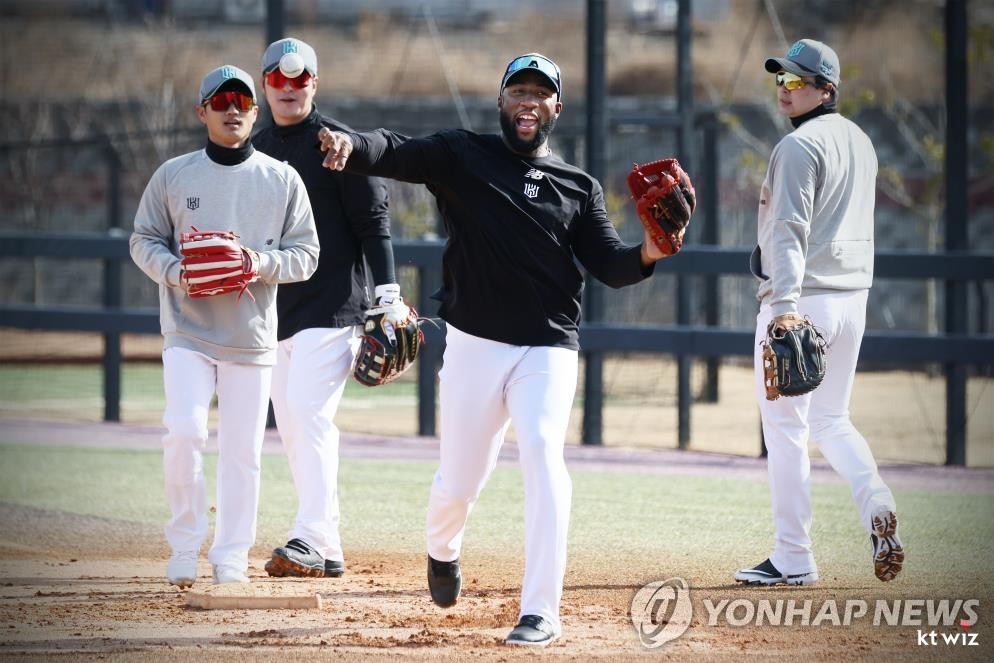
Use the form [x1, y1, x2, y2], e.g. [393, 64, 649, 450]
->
[0, 363, 417, 422]
[0, 364, 417, 409]
[1, 443, 992, 588]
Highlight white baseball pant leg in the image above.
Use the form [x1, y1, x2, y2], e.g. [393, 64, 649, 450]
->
[270, 326, 360, 561]
[162, 347, 271, 572]
[426, 324, 577, 631]
[756, 289, 896, 575]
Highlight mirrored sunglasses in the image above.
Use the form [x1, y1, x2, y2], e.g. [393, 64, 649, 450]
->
[776, 71, 811, 91]
[264, 69, 313, 90]
[204, 90, 255, 112]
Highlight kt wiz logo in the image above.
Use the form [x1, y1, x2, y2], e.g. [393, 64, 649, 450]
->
[630, 577, 693, 648]
[186, 197, 199, 211]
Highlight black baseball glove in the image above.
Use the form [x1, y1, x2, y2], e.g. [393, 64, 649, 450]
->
[761, 314, 827, 400]
[353, 287, 424, 387]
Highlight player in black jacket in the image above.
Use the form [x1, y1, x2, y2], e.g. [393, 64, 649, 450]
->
[252, 38, 403, 581]
[319, 53, 680, 646]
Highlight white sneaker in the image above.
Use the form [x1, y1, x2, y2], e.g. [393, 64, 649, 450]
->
[166, 551, 199, 588]
[212, 565, 250, 584]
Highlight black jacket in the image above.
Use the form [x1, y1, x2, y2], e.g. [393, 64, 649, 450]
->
[346, 129, 653, 349]
[253, 107, 392, 340]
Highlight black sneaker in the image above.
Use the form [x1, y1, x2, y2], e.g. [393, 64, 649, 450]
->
[505, 615, 560, 646]
[427, 556, 461, 608]
[324, 559, 345, 578]
[734, 558, 818, 586]
[264, 538, 326, 578]
[871, 510, 904, 582]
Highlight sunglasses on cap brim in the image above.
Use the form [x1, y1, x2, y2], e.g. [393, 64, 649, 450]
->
[203, 90, 255, 112]
[504, 54, 561, 91]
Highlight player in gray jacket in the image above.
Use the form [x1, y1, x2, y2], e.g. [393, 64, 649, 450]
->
[130, 65, 319, 588]
[735, 40, 904, 587]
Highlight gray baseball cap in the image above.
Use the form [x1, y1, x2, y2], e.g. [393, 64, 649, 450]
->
[765, 39, 840, 87]
[262, 37, 318, 75]
[198, 65, 256, 104]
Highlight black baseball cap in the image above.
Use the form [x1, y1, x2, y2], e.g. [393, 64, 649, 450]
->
[501, 53, 562, 98]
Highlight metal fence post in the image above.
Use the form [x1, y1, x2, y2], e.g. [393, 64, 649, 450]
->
[103, 140, 122, 422]
[675, 0, 694, 449]
[417, 264, 441, 437]
[944, 0, 968, 466]
[701, 113, 720, 403]
[582, 0, 608, 445]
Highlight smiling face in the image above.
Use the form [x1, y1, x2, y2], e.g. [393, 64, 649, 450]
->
[196, 89, 258, 148]
[775, 72, 832, 118]
[497, 69, 562, 157]
[264, 70, 318, 126]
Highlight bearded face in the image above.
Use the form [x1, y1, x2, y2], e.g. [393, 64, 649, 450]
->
[499, 106, 558, 155]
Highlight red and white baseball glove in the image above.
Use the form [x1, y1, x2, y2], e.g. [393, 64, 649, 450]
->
[627, 158, 697, 256]
[179, 227, 259, 300]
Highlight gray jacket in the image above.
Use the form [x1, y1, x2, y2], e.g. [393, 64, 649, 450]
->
[751, 113, 878, 314]
[130, 148, 319, 364]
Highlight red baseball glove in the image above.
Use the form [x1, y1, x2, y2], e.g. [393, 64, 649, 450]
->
[627, 158, 696, 256]
[179, 228, 259, 300]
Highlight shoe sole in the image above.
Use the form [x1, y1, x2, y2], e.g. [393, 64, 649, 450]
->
[265, 554, 325, 578]
[505, 634, 560, 647]
[168, 577, 195, 589]
[872, 511, 905, 582]
[735, 572, 818, 586]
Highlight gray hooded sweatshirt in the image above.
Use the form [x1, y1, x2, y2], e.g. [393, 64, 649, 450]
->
[130, 148, 319, 365]
[751, 112, 877, 315]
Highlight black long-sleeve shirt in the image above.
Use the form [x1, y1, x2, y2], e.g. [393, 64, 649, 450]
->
[346, 129, 653, 349]
[253, 107, 393, 340]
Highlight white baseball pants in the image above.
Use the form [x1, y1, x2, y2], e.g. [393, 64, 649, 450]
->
[756, 289, 896, 575]
[161, 347, 271, 571]
[270, 326, 361, 561]
[426, 324, 578, 631]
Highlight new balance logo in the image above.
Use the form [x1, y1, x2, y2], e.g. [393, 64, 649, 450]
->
[524, 183, 540, 198]
[524, 168, 544, 180]
[186, 197, 199, 210]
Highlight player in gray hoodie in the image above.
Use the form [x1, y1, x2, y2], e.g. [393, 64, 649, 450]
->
[130, 65, 318, 588]
[735, 40, 904, 587]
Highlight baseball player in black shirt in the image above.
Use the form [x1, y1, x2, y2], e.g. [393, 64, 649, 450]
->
[319, 52, 678, 646]
[252, 38, 402, 581]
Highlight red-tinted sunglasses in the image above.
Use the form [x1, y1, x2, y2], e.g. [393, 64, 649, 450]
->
[204, 90, 255, 112]
[264, 69, 313, 90]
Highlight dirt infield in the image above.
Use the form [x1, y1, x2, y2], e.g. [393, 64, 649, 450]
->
[1, 420, 993, 661]
[0, 506, 991, 662]
[0, 505, 988, 663]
